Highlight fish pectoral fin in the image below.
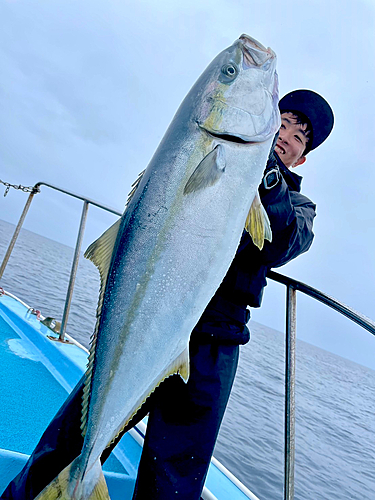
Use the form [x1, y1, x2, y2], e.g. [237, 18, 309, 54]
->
[35, 458, 110, 500]
[184, 145, 226, 194]
[245, 194, 272, 250]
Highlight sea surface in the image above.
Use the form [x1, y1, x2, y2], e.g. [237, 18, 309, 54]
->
[0, 218, 374, 500]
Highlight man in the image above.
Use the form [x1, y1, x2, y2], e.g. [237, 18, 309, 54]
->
[1, 90, 334, 500]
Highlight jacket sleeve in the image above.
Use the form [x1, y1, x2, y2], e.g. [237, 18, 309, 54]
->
[258, 175, 316, 268]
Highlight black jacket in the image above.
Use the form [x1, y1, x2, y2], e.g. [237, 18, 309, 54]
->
[214, 153, 316, 308]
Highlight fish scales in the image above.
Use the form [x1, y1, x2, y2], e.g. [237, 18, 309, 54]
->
[36, 34, 280, 499]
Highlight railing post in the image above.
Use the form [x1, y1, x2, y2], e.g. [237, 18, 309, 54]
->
[58, 200, 89, 341]
[0, 188, 38, 280]
[284, 284, 297, 500]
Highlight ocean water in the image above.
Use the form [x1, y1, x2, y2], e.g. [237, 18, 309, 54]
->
[0, 218, 374, 499]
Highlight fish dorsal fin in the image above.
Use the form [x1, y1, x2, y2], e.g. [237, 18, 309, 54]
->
[126, 169, 146, 208]
[245, 193, 272, 250]
[81, 218, 122, 435]
[184, 145, 225, 194]
[81, 170, 147, 435]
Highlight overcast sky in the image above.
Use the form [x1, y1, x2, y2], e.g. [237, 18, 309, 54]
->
[1, 0, 375, 369]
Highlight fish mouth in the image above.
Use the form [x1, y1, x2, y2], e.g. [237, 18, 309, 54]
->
[238, 34, 276, 68]
[198, 124, 259, 144]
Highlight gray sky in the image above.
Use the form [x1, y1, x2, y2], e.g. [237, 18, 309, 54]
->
[1, 0, 375, 369]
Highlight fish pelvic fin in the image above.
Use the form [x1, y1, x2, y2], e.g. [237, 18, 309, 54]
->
[184, 145, 226, 194]
[82, 218, 122, 436]
[35, 458, 110, 500]
[245, 193, 272, 250]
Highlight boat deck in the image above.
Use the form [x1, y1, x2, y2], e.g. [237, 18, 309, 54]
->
[0, 312, 68, 457]
[0, 294, 138, 497]
[0, 292, 257, 500]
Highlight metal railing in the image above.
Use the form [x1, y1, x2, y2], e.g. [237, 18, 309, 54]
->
[0, 181, 122, 342]
[1, 181, 375, 499]
[267, 270, 375, 500]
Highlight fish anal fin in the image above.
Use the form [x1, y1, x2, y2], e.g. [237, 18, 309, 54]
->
[245, 194, 272, 250]
[184, 145, 225, 194]
[104, 347, 190, 452]
[172, 346, 190, 383]
[84, 218, 121, 283]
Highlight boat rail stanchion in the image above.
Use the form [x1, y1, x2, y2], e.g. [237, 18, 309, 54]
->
[0, 186, 39, 281]
[284, 284, 297, 500]
[58, 200, 90, 342]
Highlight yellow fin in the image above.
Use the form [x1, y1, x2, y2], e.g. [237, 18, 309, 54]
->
[35, 459, 110, 500]
[184, 145, 225, 194]
[173, 346, 190, 382]
[84, 218, 121, 283]
[104, 347, 190, 452]
[81, 219, 121, 435]
[81, 170, 146, 436]
[84, 167, 146, 279]
[245, 194, 272, 250]
[87, 476, 110, 500]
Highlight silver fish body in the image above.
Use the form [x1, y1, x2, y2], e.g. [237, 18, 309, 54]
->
[37, 34, 280, 499]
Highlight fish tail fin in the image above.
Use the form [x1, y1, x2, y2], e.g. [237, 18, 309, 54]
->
[35, 462, 71, 500]
[85, 470, 110, 500]
[245, 193, 272, 250]
[35, 459, 110, 500]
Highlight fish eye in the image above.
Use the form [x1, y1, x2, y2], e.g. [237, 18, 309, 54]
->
[221, 64, 237, 78]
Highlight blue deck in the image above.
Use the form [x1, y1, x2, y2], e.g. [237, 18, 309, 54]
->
[0, 294, 139, 497]
[0, 293, 256, 499]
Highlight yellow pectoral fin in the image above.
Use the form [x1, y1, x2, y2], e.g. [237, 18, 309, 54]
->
[245, 194, 272, 250]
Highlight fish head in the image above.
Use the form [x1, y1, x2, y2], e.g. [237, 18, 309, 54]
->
[196, 34, 281, 143]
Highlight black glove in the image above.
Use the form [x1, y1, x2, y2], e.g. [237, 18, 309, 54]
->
[265, 131, 279, 170]
[259, 132, 281, 191]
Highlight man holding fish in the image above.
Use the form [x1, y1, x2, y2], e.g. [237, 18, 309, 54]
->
[2, 35, 333, 500]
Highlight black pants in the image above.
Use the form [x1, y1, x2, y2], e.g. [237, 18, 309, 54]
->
[2, 299, 249, 500]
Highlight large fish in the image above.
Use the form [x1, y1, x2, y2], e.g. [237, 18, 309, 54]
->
[37, 34, 280, 499]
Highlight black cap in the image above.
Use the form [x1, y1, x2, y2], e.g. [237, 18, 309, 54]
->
[279, 89, 334, 153]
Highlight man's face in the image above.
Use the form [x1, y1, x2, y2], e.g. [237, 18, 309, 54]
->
[275, 112, 309, 168]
